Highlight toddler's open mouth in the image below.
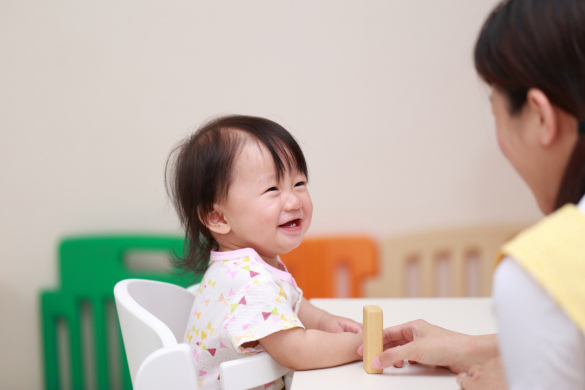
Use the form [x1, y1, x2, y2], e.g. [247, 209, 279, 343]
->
[278, 219, 301, 229]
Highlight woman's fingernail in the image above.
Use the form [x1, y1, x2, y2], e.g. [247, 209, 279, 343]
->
[371, 357, 382, 369]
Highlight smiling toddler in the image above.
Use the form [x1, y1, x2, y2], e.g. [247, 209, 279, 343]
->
[166, 115, 363, 390]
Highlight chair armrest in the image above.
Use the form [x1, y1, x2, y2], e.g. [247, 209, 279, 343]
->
[219, 352, 291, 390]
[186, 284, 200, 295]
[135, 344, 197, 390]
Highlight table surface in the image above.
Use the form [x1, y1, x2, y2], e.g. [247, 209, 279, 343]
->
[289, 298, 497, 390]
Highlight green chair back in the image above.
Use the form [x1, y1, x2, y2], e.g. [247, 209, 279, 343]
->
[40, 235, 202, 390]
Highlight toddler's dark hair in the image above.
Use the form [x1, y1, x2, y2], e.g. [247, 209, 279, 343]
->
[165, 115, 308, 274]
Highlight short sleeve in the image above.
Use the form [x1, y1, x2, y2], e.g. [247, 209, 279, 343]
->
[493, 257, 585, 389]
[223, 272, 304, 354]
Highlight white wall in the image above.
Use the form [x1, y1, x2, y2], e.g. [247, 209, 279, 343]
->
[0, 0, 540, 388]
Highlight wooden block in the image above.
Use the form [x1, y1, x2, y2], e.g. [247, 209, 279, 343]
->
[363, 305, 383, 374]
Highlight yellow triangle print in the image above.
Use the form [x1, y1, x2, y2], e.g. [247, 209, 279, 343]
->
[279, 288, 288, 300]
[270, 307, 279, 316]
[230, 303, 238, 313]
[275, 296, 282, 303]
[234, 329, 255, 343]
[206, 322, 215, 337]
[241, 265, 251, 271]
[201, 331, 207, 340]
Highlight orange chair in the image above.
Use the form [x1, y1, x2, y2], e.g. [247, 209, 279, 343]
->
[280, 236, 378, 299]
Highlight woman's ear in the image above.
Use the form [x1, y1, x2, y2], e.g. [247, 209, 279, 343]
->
[200, 206, 231, 235]
[526, 88, 557, 147]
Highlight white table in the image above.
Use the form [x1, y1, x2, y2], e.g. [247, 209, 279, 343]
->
[290, 298, 497, 390]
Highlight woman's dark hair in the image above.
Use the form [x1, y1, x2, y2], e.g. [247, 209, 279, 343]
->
[165, 115, 308, 274]
[474, 0, 585, 210]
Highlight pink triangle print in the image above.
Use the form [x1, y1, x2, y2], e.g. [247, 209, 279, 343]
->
[239, 296, 247, 305]
[249, 270, 260, 278]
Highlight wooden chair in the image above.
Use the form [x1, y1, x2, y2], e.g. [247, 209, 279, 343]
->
[364, 225, 526, 298]
[280, 236, 378, 299]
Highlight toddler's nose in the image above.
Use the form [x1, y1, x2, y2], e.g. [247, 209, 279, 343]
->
[284, 192, 302, 211]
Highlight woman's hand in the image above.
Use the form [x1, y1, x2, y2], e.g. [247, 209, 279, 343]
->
[357, 319, 498, 374]
[457, 357, 508, 390]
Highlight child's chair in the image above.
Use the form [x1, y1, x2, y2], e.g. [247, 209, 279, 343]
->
[40, 235, 201, 390]
[114, 279, 292, 390]
[280, 236, 378, 299]
[364, 224, 526, 297]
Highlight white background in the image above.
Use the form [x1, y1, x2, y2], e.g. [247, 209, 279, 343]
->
[0, 1, 540, 388]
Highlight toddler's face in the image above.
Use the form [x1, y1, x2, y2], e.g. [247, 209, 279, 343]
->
[215, 142, 313, 263]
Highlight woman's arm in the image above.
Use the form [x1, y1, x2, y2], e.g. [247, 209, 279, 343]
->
[259, 327, 362, 370]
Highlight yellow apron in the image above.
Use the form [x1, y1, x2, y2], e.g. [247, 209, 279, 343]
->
[497, 204, 585, 333]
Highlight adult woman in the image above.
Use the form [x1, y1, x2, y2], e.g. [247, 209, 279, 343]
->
[360, 0, 585, 388]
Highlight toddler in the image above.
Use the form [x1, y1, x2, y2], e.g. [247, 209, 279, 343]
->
[166, 115, 363, 390]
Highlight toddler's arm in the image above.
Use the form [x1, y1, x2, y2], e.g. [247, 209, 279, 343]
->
[259, 327, 362, 370]
[298, 297, 363, 334]
[258, 298, 363, 370]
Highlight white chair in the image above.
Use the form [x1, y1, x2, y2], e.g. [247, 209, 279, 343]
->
[114, 279, 292, 390]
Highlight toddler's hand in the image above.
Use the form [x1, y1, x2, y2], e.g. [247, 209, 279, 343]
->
[320, 314, 363, 334]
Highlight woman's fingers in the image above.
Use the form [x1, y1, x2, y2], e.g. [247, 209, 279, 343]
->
[373, 342, 421, 369]
[468, 363, 481, 376]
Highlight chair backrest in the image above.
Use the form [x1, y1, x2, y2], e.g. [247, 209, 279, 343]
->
[364, 225, 526, 297]
[280, 236, 378, 299]
[115, 279, 291, 390]
[114, 279, 195, 382]
[40, 235, 202, 390]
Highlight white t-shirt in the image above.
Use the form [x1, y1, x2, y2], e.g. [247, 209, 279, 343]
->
[492, 195, 585, 389]
[183, 248, 304, 390]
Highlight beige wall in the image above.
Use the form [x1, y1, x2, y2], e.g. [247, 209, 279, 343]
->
[0, 0, 540, 388]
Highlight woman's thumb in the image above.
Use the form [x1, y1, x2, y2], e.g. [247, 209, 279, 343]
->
[374, 343, 418, 369]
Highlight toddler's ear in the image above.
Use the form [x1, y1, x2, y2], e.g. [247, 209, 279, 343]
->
[201, 206, 231, 235]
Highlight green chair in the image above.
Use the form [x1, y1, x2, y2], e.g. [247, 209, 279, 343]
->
[40, 235, 202, 390]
